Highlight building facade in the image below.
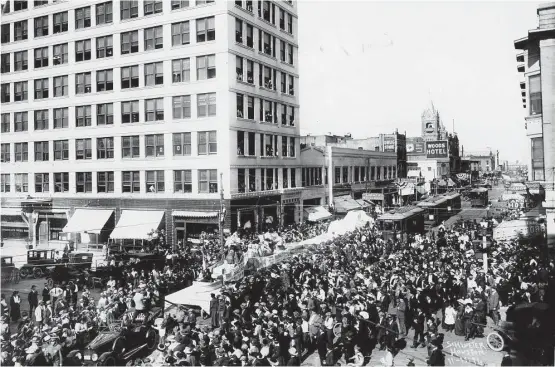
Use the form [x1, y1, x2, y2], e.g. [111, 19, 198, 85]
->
[300, 145, 398, 213]
[0, 0, 300, 247]
[406, 102, 461, 176]
[514, 2, 555, 247]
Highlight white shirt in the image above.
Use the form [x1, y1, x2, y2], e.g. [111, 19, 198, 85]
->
[133, 293, 145, 310]
[35, 306, 44, 322]
[325, 317, 334, 330]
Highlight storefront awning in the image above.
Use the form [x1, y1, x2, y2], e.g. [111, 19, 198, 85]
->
[334, 196, 361, 214]
[363, 193, 384, 201]
[172, 211, 218, 218]
[400, 183, 415, 196]
[304, 206, 332, 221]
[110, 210, 165, 240]
[1, 207, 23, 216]
[355, 199, 373, 209]
[62, 209, 114, 234]
[416, 185, 427, 194]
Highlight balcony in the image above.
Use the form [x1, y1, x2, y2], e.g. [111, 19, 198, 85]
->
[520, 81, 525, 90]
[516, 53, 524, 62]
[517, 63, 525, 72]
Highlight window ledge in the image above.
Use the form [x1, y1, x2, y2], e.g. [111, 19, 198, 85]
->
[279, 29, 294, 37]
[238, 155, 257, 159]
[237, 79, 255, 87]
[260, 86, 276, 93]
[258, 51, 277, 60]
[171, 42, 191, 50]
[235, 4, 254, 16]
[260, 121, 278, 126]
[237, 117, 256, 123]
[260, 156, 278, 159]
[257, 17, 277, 28]
[236, 43, 255, 52]
[282, 156, 297, 159]
[143, 156, 166, 160]
[280, 60, 294, 68]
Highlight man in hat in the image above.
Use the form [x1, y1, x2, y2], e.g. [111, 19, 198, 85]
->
[28, 285, 38, 317]
[210, 293, 219, 329]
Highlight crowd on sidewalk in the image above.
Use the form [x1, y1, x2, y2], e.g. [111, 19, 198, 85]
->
[1, 215, 553, 366]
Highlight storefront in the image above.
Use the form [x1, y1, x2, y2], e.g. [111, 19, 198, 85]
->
[35, 209, 69, 244]
[230, 196, 281, 233]
[281, 192, 301, 226]
[62, 208, 115, 251]
[172, 211, 219, 245]
[1, 208, 29, 240]
[110, 209, 165, 250]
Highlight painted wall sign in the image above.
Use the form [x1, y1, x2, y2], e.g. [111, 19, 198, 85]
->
[426, 141, 448, 158]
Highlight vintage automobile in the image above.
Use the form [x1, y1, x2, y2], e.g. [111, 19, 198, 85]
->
[486, 302, 554, 366]
[1, 255, 19, 284]
[66, 308, 162, 366]
[46, 252, 94, 287]
[19, 249, 57, 278]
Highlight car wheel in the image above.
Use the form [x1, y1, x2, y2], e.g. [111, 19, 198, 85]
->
[33, 267, 43, 278]
[19, 267, 30, 279]
[146, 329, 157, 351]
[486, 332, 504, 352]
[98, 353, 116, 367]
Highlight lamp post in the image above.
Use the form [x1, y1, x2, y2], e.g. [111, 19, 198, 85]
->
[219, 173, 225, 249]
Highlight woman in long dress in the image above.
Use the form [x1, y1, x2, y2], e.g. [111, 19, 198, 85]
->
[454, 303, 465, 336]
[9, 291, 21, 323]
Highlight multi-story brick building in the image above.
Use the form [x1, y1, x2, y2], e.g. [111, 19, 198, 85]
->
[514, 2, 555, 247]
[0, 0, 300, 248]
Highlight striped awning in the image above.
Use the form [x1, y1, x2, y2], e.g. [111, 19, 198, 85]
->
[172, 211, 219, 218]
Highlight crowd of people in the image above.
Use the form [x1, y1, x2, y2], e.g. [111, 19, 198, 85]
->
[154, 217, 553, 366]
[1, 212, 553, 366]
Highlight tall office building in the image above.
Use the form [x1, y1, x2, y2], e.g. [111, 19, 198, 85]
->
[514, 2, 555, 247]
[0, 0, 300, 248]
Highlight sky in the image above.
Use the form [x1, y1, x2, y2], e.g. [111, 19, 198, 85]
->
[297, 1, 542, 163]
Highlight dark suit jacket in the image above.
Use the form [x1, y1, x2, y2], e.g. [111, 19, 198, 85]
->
[28, 290, 38, 306]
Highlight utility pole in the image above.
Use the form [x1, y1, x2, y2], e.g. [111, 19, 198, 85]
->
[219, 172, 225, 249]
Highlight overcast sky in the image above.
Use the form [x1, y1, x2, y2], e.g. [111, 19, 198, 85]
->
[297, 1, 541, 163]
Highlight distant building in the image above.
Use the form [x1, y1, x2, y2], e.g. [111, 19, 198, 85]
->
[462, 152, 496, 173]
[300, 141, 398, 214]
[301, 130, 407, 178]
[406, 102, 461, 176]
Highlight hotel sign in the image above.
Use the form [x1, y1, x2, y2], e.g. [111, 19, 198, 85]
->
[426, 140, 448, 158]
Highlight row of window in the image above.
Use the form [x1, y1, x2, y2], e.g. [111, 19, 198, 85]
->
[1, 15, 215, 51]
[1, 95, 215, 127]
[0, 131, 221, 162]
[235, 55, 295, 94]
[236, 131, 296, 158]
[237, 167, 297, 193]
[234, 1, 294, 35]
[0, 169, 219, 194]
[0, 94, 298, 133]
[0, 54, 219, 98]
[1, 0, 221, 41]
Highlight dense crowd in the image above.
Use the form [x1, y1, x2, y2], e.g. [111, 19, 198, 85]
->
[154, 218, 553, 366]
[1, 213, 553, 366]
[0, 222, 330, 366]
